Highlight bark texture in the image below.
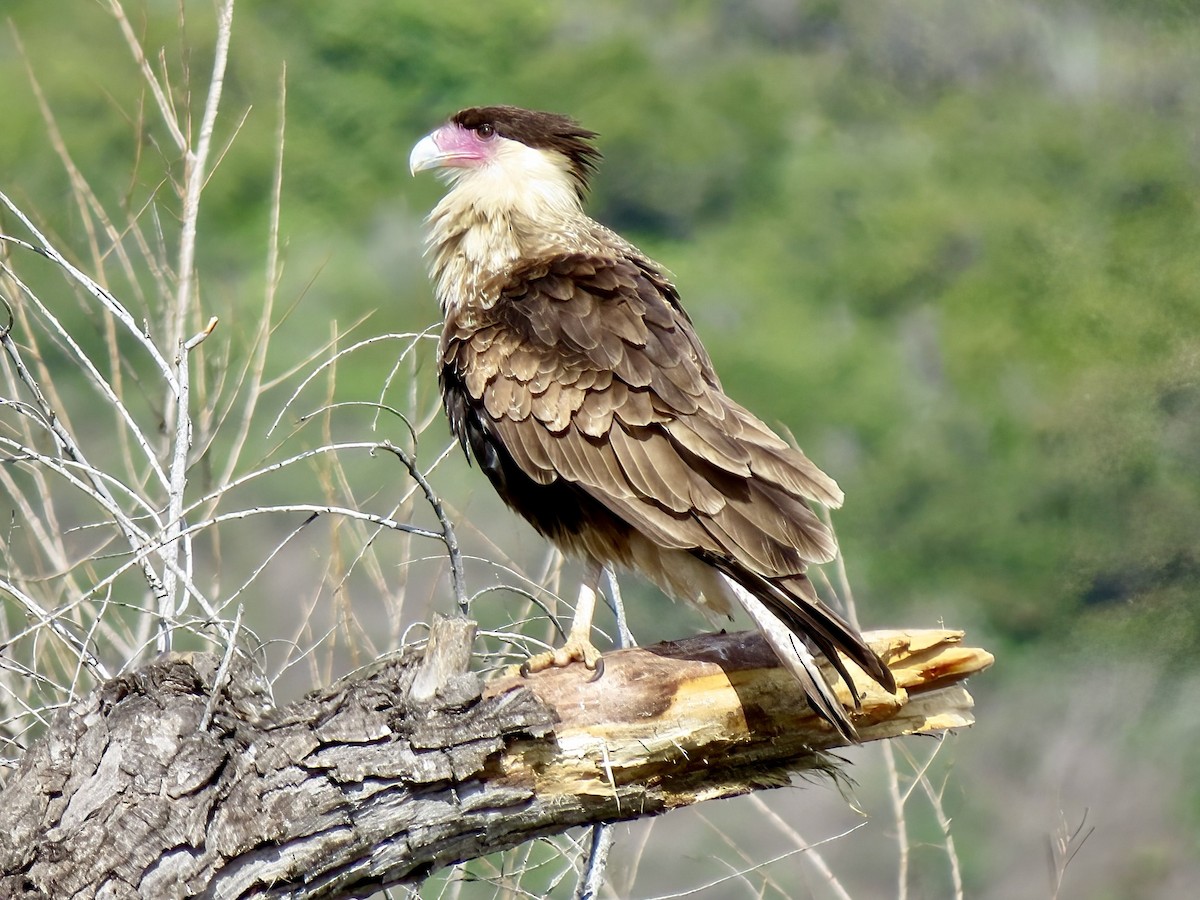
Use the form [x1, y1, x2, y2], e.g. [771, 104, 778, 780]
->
[0, 617, 992, 899]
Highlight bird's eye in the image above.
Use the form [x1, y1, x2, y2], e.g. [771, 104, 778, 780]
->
[476, 123, 495, 139]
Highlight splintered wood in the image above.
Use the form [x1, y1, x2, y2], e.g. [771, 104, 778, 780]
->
[485, 628, 993, 807]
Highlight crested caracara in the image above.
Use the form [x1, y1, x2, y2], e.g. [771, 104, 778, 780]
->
[410, 105, 894, 741]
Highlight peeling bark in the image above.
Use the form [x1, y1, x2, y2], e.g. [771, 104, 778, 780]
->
[0, 616, 992, 899]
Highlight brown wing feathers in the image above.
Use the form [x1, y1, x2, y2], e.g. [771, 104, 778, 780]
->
[439, 251, 894, 724]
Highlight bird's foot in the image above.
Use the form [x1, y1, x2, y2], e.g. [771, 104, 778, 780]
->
[519, 639, 605, 681]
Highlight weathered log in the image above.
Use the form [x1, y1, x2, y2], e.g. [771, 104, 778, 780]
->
[0, 617, 992, 899]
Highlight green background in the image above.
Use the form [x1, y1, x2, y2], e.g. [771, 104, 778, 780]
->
[2, 1, 1198, 897]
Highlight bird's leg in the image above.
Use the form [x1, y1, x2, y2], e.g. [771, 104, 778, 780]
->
[522, 559, 605, 676]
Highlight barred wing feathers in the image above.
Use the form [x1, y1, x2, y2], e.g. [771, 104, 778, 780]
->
[439, 252, 896, 720]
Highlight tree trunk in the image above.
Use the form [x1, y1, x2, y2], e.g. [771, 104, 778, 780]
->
[0, 616, 992, 899]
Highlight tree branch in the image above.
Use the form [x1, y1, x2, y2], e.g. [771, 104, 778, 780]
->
[0, 617, 992, 899]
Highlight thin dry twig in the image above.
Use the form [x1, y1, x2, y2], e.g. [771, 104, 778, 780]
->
[199, 604, 244, 732]
[644, 824, 868, 900]
[210, 65, 287, 494]
[1048, 808, 1093, 900]
[157, 0, 237, 650]
[744, 794, 855, 900]
[377, 440, 467, 613]
[895, 737, 964, 900]
[819, 505, 964, 900]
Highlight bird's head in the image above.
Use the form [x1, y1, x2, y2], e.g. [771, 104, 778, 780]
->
[410, 106, 601, 209]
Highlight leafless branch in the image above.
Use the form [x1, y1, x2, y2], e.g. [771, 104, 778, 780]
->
[1049, 808, 1094, 900]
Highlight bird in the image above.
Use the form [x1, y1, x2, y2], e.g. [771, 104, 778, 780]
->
[409, 105, 895, 741]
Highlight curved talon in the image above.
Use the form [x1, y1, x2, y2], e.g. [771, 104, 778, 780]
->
[587, 657, 605, 683]
[518, 637, 603, 678]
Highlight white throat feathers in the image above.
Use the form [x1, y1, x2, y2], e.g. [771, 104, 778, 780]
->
[424, 139, 587, 314]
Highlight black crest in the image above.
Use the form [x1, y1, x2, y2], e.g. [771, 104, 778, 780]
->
[451, 105, 601, 195]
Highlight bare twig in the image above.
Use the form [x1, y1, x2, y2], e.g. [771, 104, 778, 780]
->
[644, 824, 868, 900]
[211, 66, 287, 494]
[1049, 808, 1093, 900]
[105, 0, 188, 152]
[266, 331, 437, 438]
[199, 604, 244, 731]
[0, 204, 177, 386]
[897, 738, 964, 900]
[577, 824, 616, 900]
[0, 579, 110, 681]
[157, 0, 237, 649]
[378, 440, 467, 613]
[165, 0, 234, 353]
[0, 290, 172, 616]
[0, 249, 170, 487]
[882, 740, 911, 900]
[603, 566, 635, 649]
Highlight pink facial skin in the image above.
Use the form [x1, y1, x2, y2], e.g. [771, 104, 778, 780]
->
[410, 123, 496, 173]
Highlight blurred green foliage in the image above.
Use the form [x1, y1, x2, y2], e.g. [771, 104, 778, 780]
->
[3, 0, 1199, 662]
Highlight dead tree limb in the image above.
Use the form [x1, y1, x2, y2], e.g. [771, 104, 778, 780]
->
[0, 616, 992, 899]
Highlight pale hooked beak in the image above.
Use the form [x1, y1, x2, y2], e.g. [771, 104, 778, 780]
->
[409, 132, 445, 176]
